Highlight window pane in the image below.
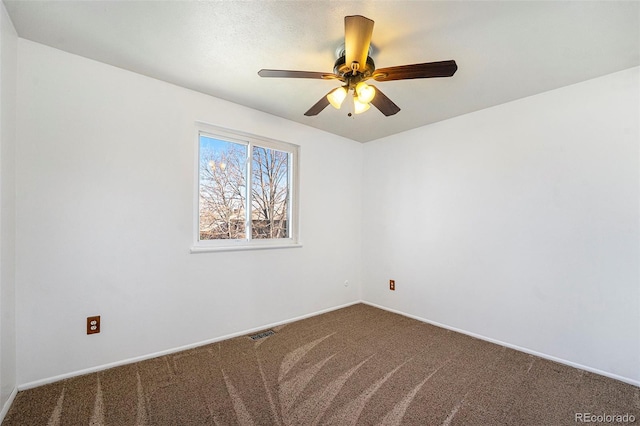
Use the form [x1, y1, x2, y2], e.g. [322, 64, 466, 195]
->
[199, 135, 247, 240]
[251, 146, 289, 239]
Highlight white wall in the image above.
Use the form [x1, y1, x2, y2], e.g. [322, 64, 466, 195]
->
[11, 33, 639, 390]
[362, 67, 640, 384]
[15, 39, 362, 386]
[0, 0, 17, 416]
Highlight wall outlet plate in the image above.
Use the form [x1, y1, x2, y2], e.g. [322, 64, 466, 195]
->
[390, 280, 395, 291]
[87, 316, 100, 334]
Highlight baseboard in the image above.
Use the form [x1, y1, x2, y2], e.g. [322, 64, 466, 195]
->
[19, 298, 637, 391]
[18, 300, 360, 391]
[0, 386, 18, 423]
[362, 301, 640, 388]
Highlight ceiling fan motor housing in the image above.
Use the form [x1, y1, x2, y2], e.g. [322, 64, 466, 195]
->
[334, 55, 376, 83]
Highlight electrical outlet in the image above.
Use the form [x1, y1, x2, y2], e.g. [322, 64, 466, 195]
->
[87, 316, 100, 335]
[390, 280, 395, 291]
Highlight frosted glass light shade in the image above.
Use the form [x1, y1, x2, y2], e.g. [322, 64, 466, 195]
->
[355, 82, 375, 103]
[353, 97, 371, 114]
[327, 87, 347, 109]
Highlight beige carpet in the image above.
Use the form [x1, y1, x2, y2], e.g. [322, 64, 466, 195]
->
[4, 303, 639, 425]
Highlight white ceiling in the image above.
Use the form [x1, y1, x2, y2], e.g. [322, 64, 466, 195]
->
[4, 0, 639, 142]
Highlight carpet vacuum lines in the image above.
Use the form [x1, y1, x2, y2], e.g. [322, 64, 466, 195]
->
[3, 303, 639, 425]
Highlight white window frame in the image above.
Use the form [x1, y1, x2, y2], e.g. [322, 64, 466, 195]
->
[191, 123, 301, 253]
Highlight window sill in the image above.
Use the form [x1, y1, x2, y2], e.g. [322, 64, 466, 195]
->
[190, 243, 303, 254]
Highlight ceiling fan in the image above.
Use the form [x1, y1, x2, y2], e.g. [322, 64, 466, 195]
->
[258, 15, 458, 117]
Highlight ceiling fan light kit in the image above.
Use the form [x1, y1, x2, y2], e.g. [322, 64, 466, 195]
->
[258, 15, 458, 117]
[327, 86, 348, 109]
[353, 95, 371, 114]
[355, 81, 375, 103]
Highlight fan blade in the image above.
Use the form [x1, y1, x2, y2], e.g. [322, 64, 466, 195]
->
[344, 15, 374, 73]
[373, 60, 458, 82]
[304, 92, 332, 116]
[369, 86, 400, 116]
[258, 69, 336, 79]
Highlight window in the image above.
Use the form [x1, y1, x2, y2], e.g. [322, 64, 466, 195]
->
[193, 124, 299, 252]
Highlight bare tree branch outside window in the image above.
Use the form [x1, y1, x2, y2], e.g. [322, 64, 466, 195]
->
[199, 138, 247, 240]
[251, 147, 289, 239]
[198, 135, 291, 241]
